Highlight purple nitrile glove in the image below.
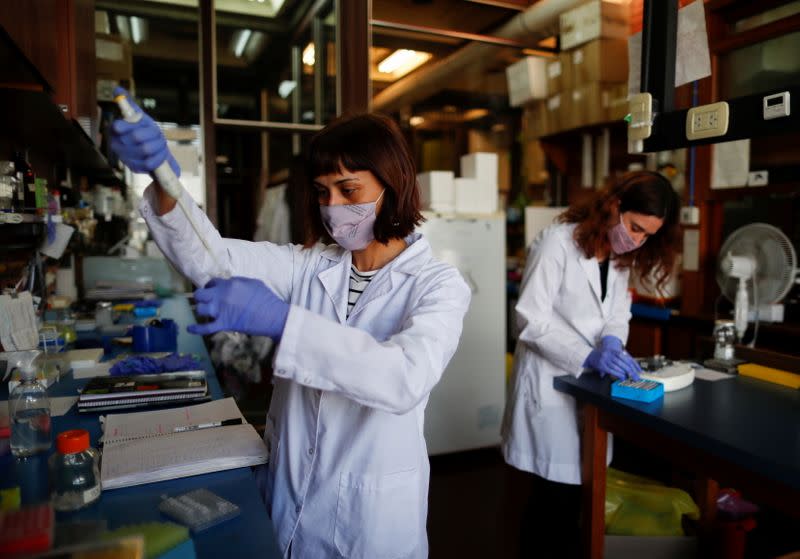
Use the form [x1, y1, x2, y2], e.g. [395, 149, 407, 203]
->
[597, 335, 642, 380]
[599, 335, 624, 351]
[109, 87, 181, 177]
[187, 277, 289, 340]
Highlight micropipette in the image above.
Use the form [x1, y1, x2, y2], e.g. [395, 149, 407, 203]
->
[114, 92, 229, 279]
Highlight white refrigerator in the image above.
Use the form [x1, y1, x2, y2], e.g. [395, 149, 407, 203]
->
[418, 212, 506, 456]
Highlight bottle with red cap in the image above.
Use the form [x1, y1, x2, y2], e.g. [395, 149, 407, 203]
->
[49, 429, 101, 511]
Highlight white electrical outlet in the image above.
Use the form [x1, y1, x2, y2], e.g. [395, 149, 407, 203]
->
[628, 93, 653, 143]
[686, 101, 730, 140]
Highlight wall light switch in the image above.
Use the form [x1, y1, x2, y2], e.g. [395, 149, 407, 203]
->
[686, 101, 729, 140]
[680, 206, 700, 225]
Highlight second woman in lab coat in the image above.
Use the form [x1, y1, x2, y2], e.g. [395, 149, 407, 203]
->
[501, 171, 680, 558]
[110, 101, 471, 558]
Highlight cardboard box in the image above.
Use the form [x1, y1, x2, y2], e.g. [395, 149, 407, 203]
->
[524, 141, 549, 184]
[522, 101, 549, 139]
[454, 178, 498, 214]
[417, 171, 455, 212]
[506, 56, 548, 107]
[460, 153, 499, 186]
[560, 0, 629, 50]
[568, 83, 608, 129]
[604, 83, 630, 121]
[545, 93, 565, 135]
[570, 38, 629, 86]
[546, 58, 565, 95]
[95, 34, 132, 80]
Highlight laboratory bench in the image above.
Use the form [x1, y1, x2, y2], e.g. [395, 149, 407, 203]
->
[1, 296, 281, 558]
[627, 312, 800, 374]
[553, 372, 800, 559]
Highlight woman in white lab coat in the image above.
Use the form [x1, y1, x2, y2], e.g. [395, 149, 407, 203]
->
[110, 107, 471, 558]
[501, 171, 680, 558]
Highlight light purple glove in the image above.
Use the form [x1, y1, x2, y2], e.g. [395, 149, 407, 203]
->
[109, 86, 180, 177]
[187, 277, 289, 340]
[585, 336, 642, 381]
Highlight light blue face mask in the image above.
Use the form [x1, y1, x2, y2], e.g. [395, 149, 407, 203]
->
[319, 190, 385, 251]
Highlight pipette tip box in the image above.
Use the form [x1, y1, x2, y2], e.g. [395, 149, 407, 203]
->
[611, 379, 664, 403]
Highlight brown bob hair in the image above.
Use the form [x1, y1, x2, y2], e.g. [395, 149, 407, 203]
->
[302, 113, 424, 247]
[559, 171, 681, 291]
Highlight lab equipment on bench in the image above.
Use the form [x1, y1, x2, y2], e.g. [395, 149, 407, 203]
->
[159, 488, 241, 533]
[636, 356, 695, 392]
[49, 429, 101, 511]
[114, 90, 229, 280]
[611, 379, 664, 403]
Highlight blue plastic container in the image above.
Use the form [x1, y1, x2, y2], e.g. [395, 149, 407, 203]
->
[131, 319, 178, 352]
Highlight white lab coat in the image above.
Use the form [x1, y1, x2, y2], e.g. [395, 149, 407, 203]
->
[501, 223, 630, 484]
[140, 186, 471, 559]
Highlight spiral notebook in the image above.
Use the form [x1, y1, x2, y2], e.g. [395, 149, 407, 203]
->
[78, 371, 208, 412]
[100, 398, 268, 490]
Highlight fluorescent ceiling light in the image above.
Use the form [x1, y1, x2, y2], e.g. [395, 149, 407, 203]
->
[130, 16, 148, 44]
[302, 43, 315, 66]
[141, 1, 287, 18]
[116, 15, 131, 41]
[233, 29, 253, 58]
[278, 80, 296, 98]
[377, 49, 431, 78]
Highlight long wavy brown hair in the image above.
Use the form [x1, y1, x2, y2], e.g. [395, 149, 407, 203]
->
[559, 171, 681, 292]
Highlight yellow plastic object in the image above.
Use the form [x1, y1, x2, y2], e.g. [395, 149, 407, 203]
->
[113, 304, 135, 312]
[101, 522, 188, 559]
[605, 468, 699, 536]
[0, 487, 21, 511]
[738, 363, 800, 389]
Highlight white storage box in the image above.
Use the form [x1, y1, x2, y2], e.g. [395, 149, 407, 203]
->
[460, 153, 498, 186]
[417, 171, 455, 212]
[454, 178, 498, 214]
[560, 0, 629, 50]
[506, 56, 548, 107]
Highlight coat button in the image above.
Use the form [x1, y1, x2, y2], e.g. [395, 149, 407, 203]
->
[296, 505, 302, 513]
[308, 448, 314, 456]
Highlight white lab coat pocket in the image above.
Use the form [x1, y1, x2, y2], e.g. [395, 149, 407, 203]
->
[334, 468, 420, 559]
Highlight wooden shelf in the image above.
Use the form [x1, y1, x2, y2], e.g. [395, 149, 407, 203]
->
[538, 119, 629, 143]
[0, 88, 119, 183]
[705, 181, 800, 201]
[0, 26, 52, 92]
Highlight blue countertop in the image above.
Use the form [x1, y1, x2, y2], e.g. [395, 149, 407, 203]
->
[1, 296, 281, 558]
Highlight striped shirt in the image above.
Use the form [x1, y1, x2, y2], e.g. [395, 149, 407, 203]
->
[347, 265, 378, 318]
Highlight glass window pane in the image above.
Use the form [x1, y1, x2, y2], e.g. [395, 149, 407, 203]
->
[96, 2, 204, 207]
[215, 129, 311, 242]
[719, 31, 800, 99]
[215, 0, 336, 125]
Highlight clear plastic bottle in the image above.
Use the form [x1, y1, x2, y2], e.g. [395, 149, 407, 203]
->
[49, 429, 102, 511]
[9, 363, 52, 457]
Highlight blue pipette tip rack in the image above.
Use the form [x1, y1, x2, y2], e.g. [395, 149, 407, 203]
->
[611, 379, 664, 403]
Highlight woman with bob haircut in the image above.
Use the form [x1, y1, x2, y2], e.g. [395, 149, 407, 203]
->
[501, 171, 681, 558]
[110, 100, 471, 559]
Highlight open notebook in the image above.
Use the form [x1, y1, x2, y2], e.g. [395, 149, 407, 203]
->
[100, 397, 268, 490]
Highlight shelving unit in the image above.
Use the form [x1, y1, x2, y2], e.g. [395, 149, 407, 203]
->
[0, 24, 119, 185]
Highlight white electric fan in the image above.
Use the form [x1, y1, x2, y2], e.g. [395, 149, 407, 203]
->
[717, 223, 797, 343]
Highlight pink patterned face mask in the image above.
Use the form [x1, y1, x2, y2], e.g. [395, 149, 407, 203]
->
[608, 214, 642, 254]
[319, 190, 385, 251]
